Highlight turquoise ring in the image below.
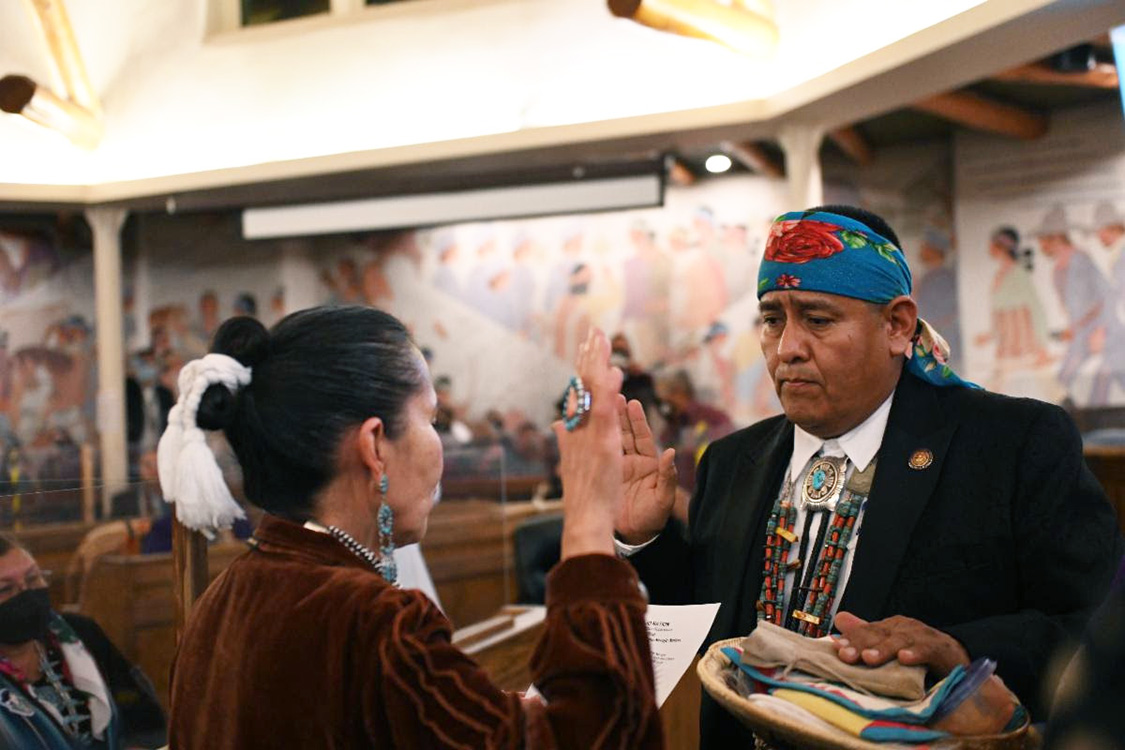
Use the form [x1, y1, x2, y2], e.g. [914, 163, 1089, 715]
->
[562, 376, 592, 432]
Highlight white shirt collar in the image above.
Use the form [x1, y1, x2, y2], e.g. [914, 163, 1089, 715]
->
[788, 391, 895, 484]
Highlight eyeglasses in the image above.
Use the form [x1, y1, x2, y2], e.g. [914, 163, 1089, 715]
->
[0, 569, 52, 603]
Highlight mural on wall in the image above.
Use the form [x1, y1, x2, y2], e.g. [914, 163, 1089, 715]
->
[307, 176, 790, 431]
[11, 102, 1125, 517]
[957, 103, 1125, 409]
[824, 140, 961, 370]
[0, 220, 96, 521]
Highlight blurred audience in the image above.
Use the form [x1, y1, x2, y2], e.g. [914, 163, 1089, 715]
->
[657, 369, 733, 492]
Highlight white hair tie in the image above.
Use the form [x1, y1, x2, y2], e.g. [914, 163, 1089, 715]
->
[156, 353, 252, 538]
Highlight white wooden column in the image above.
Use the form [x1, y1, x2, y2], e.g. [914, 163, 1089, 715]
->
[86, 207, 129, 516]
[279, 239, 319, 315]
[778, 124, 826, 209]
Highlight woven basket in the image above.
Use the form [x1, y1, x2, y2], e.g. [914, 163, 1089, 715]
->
[697, 638, 1036, 750]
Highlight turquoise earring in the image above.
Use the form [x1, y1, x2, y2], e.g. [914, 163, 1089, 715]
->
[377, 474, 397, 584]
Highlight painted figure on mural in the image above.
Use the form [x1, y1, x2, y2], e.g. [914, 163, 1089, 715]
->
[464, 227, 503, 319]
[553, 263, 593, 363]
[1035, 206, 1111, 403]
[196, 290, 221, 344]
[733, 320, 780, 423]
[430, 233, 463, 302]
[912, 226, 962, 370]
[621, 220, 671, 366]
[0, 230, 61, 299]
[700, 321, 736, 410]
[975, 227, 1052, 389]
[1094, 202, 1125, 289]
[544, 226, 585, 315]
[719, 222, 755, 300]
[669, 217, 727, 334]
[507, 230, 538, 338]
[1091, 202, 1125, 404]
[320, 257, 364, 305]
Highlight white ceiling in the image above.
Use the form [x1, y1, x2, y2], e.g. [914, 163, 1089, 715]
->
[0, 0, 1116, 202]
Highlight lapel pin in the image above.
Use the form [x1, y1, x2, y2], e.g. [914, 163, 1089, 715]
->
[908, 449, 933, 470]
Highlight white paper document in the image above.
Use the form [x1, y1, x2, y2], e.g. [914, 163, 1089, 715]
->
[645, 603, 720, 707]
[525, 602, 720, 708]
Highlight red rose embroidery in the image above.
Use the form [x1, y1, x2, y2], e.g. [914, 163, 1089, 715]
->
[765, 220, 845, 264]
[776, 274, 801, 288]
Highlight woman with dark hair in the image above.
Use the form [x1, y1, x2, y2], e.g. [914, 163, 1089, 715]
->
[0, 535, 165, 749]
[164, 307, 661, 749]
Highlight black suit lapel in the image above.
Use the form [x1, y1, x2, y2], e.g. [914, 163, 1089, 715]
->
[836, 373, 957, 622]
[709, 420, 793, 641]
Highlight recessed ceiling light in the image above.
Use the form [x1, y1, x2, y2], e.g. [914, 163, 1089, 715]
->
[705, 154, 733, 174]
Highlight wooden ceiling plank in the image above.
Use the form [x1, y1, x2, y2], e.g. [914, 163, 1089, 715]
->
[992, 62, 1118, 89]
[827, 126, 874, 165]
[912, 90, 1047, 140]
[721, 140, 784, 178]
[665, 156, 697, 186]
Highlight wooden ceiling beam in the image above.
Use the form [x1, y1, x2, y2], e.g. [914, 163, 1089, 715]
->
[721, 140, 784, 178]
[991, 62, 1119, 89]
[827, 127, 873, 166]
[912, 90, 1047, 140]
[665, 155, 697, 186]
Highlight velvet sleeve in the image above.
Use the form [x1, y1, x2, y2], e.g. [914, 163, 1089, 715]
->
[374, 554, 662, 749]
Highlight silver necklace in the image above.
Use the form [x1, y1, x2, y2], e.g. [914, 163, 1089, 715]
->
[34, 642, 84, 738]
[325, 525, 382, 572]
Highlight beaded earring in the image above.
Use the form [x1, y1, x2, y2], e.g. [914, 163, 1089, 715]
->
[377, 474, 397, 584]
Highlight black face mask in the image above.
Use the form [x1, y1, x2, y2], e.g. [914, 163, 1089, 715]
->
[0, 589, 51, 645]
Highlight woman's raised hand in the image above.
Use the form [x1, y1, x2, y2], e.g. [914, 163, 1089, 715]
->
[553, 328, 625, 559]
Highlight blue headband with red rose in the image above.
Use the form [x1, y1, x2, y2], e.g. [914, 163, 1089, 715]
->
[757, 210, 977, 389]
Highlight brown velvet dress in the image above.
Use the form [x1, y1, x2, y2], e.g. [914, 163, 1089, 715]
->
[168, 514, 662, 749]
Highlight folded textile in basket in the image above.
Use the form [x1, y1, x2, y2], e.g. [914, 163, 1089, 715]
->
[722, 646, 1026, 744]
[740, 620, 927, 700]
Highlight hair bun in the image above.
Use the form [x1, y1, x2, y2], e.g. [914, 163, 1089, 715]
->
[196, 383, 238, 430]
[211, 316, 270, 368]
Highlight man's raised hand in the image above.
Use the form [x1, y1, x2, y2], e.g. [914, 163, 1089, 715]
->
[615, 396, 677, 545]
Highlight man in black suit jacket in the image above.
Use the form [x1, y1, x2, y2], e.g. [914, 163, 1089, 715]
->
[613, 205, 1122, 747]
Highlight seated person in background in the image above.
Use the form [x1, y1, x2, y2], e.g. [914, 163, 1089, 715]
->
[0, 534, 165, 749]
[656, 369, 733, 494]
[165, 310, 661, 748]
[615, 205, 1123, 748]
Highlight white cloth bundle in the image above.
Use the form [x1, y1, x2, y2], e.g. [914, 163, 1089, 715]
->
[157, 354, 251, 537]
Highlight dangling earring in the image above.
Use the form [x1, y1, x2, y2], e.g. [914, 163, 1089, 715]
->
[377, 474, 397, 584]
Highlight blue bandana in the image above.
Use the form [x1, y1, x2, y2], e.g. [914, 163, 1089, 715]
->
[757, 210, 977, 389]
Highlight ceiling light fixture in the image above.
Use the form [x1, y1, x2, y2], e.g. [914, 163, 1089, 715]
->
[705, 153, 733, 173]
[0, 74, 103, 149]
[608, 0, 778, 57]
[0, 0, 103, 149]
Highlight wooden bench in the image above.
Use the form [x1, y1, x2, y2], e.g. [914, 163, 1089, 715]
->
[421, 498, 560, 628]
[77, 543, 248, 708]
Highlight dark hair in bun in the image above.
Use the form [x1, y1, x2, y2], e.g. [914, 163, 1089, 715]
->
[196, 317, 270, 431]
[199, 306, 425, 521]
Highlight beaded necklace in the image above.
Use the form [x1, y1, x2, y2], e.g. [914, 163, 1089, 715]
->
[325, 525, 398, 585]
[756, 460, 872, 639]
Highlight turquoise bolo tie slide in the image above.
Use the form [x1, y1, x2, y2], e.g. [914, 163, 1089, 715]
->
[801, 456, 846, 509]
[562, 376, 591, 431]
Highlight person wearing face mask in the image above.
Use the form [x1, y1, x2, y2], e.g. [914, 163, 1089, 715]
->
[0, 535, 165, 749]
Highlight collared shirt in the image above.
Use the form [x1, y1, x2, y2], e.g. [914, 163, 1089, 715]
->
[781, 391, 894, 625]
[616, 391, 895, 629]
